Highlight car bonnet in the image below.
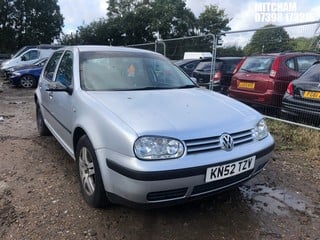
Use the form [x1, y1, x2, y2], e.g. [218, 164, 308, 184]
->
[87, 88, 261, 139]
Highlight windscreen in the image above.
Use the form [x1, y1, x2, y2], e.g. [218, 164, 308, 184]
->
[239, 56, 275, 74]
[195, 61, 222, 71]
[80, 51, 196, 91]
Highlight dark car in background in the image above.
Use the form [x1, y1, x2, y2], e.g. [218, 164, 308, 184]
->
[8, 57, 47, 88]
[174, 58, 211, 76]
[281, 61, 320, 126]
[229, 52, 320, 109]
[192, 57, 243, 94]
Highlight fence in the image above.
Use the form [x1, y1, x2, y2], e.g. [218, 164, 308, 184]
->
[128, 21, 320, 130]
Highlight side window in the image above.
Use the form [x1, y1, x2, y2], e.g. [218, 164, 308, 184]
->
[55, 51, 73, 87]
[22, 50, 39, 61]
[184, 62, 197, 71]
[43, 51, 64, 81]
[296, 56, 318, 73]
[286, 58, 295, 70]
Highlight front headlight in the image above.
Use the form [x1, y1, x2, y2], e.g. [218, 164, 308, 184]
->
[11, 72, 21, 77]
[134, 136, 184, 160]
[252, 119, 269, 140]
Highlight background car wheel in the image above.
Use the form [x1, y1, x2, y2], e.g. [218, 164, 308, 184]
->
[76, 135, 109, 208]
[20, 75, 37, 88]
[36, 103, 51, 136]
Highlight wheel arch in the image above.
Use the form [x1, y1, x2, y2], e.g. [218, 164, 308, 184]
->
[73, 127, 87, 154]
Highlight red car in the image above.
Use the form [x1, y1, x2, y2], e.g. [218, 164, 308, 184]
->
[229, 52, 320, 108]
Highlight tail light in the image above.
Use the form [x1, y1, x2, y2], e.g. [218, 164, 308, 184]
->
[233, 58, 246, 74]
[286, 82, 294, 95]
[270, 57, 280, 78]
[213, 71, 222, 83]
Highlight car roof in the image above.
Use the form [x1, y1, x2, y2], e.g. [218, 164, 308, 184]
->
[216, 57, 243, 60]
[66, 45, 156, 54]
[251, 52, 320, 57]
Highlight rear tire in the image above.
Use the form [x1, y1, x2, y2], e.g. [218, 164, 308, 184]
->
[36, 103, 51, 136]
[76, 135, 109, 208]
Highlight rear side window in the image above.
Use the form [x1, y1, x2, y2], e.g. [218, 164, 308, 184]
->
[299, 63, 320, 82]
[296, 56, 318, 73]
[183, 62, 198, 71]
[43, 51, 64, 81]
[239, 57, 274, 73]
[55, 51, 73, 87]
[22, 50, 39, 61]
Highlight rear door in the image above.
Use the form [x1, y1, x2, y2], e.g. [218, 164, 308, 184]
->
[38, 50, 64, 126]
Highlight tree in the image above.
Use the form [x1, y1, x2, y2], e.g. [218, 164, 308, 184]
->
[198, 5, 231, 35]
[15, 0, 63, 47]
[61, 0, 230, 53]
[291, 37, 319, 51]
[217, 46, 244, 57]
[107, 0, 139, 19]
[0, 0, 63, 52]
[0, 0, 16, 52]
[244, 24, 293, 55]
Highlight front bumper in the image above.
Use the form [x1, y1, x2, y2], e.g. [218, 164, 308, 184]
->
[98, 136, 275, 208]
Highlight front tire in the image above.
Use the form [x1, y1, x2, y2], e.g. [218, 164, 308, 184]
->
[20, 75, 37, 88]
[76, 135, 109, 208]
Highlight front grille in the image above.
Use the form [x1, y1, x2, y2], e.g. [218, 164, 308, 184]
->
[184, 130, 254, 154]
[147, 188, 188, 201]
[191, 170, 252, 195]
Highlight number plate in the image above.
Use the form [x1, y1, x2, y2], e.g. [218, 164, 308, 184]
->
[205, 156, 256, 183]
[238, 81, 255, 89]
[303, 91, 320, 99]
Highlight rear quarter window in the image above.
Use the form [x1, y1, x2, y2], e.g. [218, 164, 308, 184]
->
[299, 63, 320, 82]
[296, 56, 319, 73]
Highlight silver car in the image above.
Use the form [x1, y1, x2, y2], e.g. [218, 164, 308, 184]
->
[35, 46, 275, 208]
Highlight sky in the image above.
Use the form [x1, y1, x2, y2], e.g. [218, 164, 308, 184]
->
[58, 0, 320, 46]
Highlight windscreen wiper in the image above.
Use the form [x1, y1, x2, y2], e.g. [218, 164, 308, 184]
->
[240, 68, 254, 73]
[175, 84, 197, 89]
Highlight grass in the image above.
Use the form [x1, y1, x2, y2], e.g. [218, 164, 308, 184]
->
[267, 119, 320, 159]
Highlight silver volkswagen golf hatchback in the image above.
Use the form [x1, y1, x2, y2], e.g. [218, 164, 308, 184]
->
[35, 46, 275, 208]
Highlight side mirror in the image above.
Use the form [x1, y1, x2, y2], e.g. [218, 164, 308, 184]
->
[21, 56, 26, 61]
[46, 81, 73, 95]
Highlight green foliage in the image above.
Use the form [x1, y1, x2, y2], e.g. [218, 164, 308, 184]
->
[198, 5, 231, 35]
[60, 0, 230, 50]
[0, 0, 15, 52]
[267, 120, 320, 159]
[290, 36, 320, 52]
[217, 46, 244, 57]
[0, 0, 63, 53]
[244, 24, 293, 55]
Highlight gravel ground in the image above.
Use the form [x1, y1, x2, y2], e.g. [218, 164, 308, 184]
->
[0, 81, 319, 240]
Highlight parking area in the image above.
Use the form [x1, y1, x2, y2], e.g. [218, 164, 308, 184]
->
[0, 81, 319, 240]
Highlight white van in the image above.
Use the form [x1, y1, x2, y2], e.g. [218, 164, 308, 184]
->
[183, 52, 212, 59]
[1, 48, 55, 72]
